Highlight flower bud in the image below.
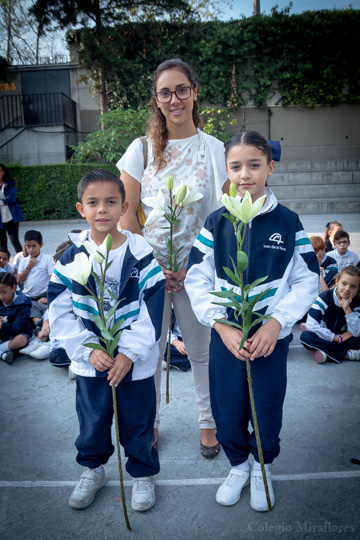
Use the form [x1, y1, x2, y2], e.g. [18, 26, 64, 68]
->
[237, 250, 248, 273]
[175, 184, 187, 205]
[229, 182, 237, 198]
[167, 175, 174, 191]
[106, 234, 113, 251]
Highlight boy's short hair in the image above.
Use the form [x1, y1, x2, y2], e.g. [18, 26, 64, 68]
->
[24, 230, 43, 244]
[334, 230, 350, 243]
[0, 246, 10, 258]
[77, 170, 126, 202]
[310, 236, 325, 252]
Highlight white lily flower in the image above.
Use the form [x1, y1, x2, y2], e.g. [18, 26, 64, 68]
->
[221, 191, 266, 224]
[174, 182, 204, 208]
[59, 252, 96, 286]
[83, 237, 108, 264]
[142, 188, 166, 226]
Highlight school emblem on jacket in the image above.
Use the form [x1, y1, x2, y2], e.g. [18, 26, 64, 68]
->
[269, 233, 284, 245]
[263, 233, 286, 251]
[130, 268, 139, 278]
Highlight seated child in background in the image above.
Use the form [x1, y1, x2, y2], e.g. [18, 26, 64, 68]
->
[0, 272, 32, 364]
[19, 309, 51, 360]
[0, 247, 14, 275]
[310, 236, 337, 292]
[48, 170, 165, 512]
[300, 265, 360, 363]
[12, 244, 28, 281]
[324, 221, 342, 253]
[327, 231, 359, 272]
[162, 310, 191, 372]
[16, 230, 54, 325]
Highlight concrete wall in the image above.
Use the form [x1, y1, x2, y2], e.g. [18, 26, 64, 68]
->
[0, 126, 68, 165]
[230, 105, 360, 162]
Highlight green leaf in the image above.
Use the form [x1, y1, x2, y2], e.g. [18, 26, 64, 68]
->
[109, 331, 121, 356]
[237, 251, 248, 273]
[93, 313, 104, 330]
[223, 266, 241, 287]
[83, 342, 107, 352]
[101, 327, 114, 341]
[213, 319, 243, 330]
[250, 276, 269, 289]
[104, 300, 122, 321]
[106, 261, 113, 272]
[110, 318, 124, 336]
[210, 289, 238, 299]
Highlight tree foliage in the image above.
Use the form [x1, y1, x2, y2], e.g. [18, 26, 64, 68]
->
[66, 8, 360, 109]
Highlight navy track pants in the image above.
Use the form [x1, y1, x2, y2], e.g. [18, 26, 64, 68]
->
[75, 375, 159, 478]
[209, 329, 290, 466]
[300, 330, 360, 363]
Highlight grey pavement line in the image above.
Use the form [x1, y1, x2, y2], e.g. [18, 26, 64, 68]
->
[1, 471, 360, 488]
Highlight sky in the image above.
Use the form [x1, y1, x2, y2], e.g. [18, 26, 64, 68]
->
[220, 0, 359, 19]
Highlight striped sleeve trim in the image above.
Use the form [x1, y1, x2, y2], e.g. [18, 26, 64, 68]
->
[197, 232, 214, 249]
[54, 268, 73, 291]
[138, 265, 162, 293]
[313, 298, 327, 314]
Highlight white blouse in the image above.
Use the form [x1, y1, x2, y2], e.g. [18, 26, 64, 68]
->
[117, 129, 227, 268]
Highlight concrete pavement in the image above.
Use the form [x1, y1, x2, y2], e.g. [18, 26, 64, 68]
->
[0, 212, 359, 540]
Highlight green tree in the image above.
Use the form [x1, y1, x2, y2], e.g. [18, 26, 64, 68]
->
[30, 0, 193, 122]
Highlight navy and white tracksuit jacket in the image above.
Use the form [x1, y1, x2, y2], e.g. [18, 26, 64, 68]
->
[185, 188, 319, 465]
[300, 288, 360, 363]
[47, 230, 165, 475]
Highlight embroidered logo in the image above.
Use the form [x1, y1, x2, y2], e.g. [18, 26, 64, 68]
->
[130, 268, 139, 278]
[269, 233, 284, 245]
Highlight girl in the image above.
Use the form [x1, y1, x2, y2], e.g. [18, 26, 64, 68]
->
[185, 131, 319, 511]
[324, 220, 342, 253]
[300, 265, 360, 363]
[0, 272, 32, 364]
[0, 164, 24, 254]
[117, 58, 229, 457]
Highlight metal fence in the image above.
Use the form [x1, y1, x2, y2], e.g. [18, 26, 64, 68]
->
[0, 93, 77, 131]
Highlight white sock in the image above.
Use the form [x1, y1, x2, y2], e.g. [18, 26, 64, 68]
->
[234, 459, 250, 472]
[253, 460, 270, 472]
[92, 465, 104, 474]
[0, 341, 10, 352]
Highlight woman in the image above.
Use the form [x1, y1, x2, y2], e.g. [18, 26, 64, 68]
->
[117, 58, 229, 457]
[0, 164, 24, 254]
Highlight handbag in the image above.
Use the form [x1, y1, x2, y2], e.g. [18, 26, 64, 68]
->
[137, 136, 147, 229]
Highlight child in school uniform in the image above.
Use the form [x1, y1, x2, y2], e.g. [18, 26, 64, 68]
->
[185, 131, 319, 511]
[48, 170, 165, 512]
[0, 272, 32, 364]
[17, 230, 54, 326]
[327, 230, 359, 272]
[0, 247, 15, 274]
[310, 236, 338, 292]
[300, 265, 360, 363]
[324, 221, 342, 253]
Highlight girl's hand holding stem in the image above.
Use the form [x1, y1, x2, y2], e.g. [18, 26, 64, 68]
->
[247, 318, 282, 360]
[214, 321, 250, 360]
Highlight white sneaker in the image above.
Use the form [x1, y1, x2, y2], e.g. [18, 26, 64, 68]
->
[347, 349, 360, 361]
[131, 477, 156, 512]
[19, 339, 41, 355]
[68, 365, 76, 380]
[30, 341, 51, 360]
[311, 349, 327, 364]
[69, 466, 107, 509]
[216, 468, 250, 506]
[250, 468, 275, 512]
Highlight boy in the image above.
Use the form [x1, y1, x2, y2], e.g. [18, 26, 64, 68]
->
[48, 170, 165, 512]
[328, 230, 359, 272]
[0, 247, 14, 274]
[17, 230, 54, 326]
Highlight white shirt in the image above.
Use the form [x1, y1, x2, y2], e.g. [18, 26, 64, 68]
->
[0, 185, 12, 223]
[327, 248, 359, 272]
[117, 129, 227, 268]
[18, 252, 55, 298]
[0, 262, 14, 274]
[12, 251, 24, 270]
